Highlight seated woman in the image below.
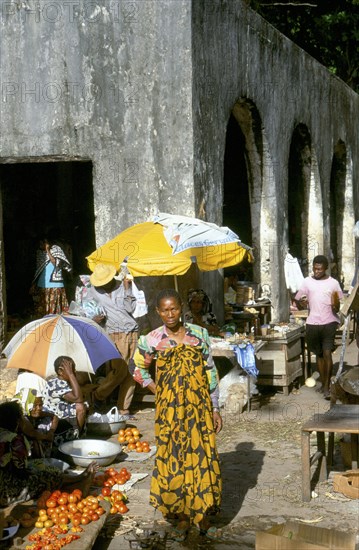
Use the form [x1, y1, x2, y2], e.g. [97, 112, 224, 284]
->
[25, 396, 58, 458]
[42, 356, 88, 447]
[184, 289, 220, 336]
[0, 401, 98, 507]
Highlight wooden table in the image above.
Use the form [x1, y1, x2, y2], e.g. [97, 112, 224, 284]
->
[254, 327, 304, 394]
[301, 404, 359, 501]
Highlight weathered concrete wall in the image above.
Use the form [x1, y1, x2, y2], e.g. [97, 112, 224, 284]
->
[0, 0, 358, 342]
[192, 0, 359, 320]
[0, 0, 195, 343]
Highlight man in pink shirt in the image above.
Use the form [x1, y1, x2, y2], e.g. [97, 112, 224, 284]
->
[295, 255, 343, 399]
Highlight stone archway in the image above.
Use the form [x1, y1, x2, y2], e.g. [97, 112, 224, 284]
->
[288, 124, 323, 276]
[329, 140, 354, 287]
[223, 98, 280, 315]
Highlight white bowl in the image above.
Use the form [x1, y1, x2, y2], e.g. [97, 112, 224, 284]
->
[59, 439, 122, 467]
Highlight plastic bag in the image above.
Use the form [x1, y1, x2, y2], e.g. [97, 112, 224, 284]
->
[87, 407, 126, 424]
[132, 282, 148, 318]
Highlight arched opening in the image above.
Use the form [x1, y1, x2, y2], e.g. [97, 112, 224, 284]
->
[329, 140, 347, 285]
[223, 99, 281, 317]
[223, 113, 253, 281]
[288, 124, 322, 276]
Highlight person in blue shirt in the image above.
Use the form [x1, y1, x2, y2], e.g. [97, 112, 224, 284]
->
[31, 236, 71, 317]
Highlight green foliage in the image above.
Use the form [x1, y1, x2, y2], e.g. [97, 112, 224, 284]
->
[248, 0, 359, 92]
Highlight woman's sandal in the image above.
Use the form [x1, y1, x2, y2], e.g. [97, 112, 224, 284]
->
[196, 525, 222, 540]
[168, 521, 189, 542]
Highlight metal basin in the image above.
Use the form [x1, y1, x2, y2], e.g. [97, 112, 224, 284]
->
[59, 439, 122, 467]
[87, 419, 126, 436]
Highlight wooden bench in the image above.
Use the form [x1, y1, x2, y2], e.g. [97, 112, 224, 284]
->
[301, 404, 359, 501]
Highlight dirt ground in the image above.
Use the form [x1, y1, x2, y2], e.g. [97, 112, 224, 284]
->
[1, 339, 358, 550]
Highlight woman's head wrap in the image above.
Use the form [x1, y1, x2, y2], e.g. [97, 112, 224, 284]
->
[187, 288, 212, 314]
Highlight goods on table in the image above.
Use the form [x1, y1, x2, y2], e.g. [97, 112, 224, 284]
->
[24, 488, 107, 549]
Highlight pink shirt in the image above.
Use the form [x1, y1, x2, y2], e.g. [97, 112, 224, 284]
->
[295, 276, 343, 325]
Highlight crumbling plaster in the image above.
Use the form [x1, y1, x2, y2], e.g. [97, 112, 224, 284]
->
[0, 0, 358, 347]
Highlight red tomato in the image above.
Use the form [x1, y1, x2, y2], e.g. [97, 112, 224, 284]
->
[91, 513, 99, 522]
[58, 496, 68, 505]
[72, 489, 82, 499]
[68, 494, 78, 503]
[51, 490, 61, 499]
[81, 516, 90, 525]
[118, 503, 129, 514]
[97, 507, 105, 516]
[72, 518, 81, 527]
[58, 514, 69, 524]
[101, 487, 111, 497]
[46, 498, 57, 508]
[110, 506, 118, 514]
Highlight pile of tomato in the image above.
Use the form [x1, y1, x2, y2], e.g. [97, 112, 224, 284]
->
[35, 488, 106, 528]
[117, 427, 151, 453]
[96, 467, 131, 515]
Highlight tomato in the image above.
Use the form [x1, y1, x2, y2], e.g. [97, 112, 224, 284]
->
[76, 501, 85, 510]
[35, 520, 44, 528]
[72, 517, 81, 526]
[118, 503, 129, 514]
[38, 513, 49, 522]
[132, 429, 140, 436]
[118, 436, 126, 443]
[91, 513, 99, 521]
[59, 514, 69, 524]
[120, 468, 129, 475]
[97, 507, 105, 516]
[46, 498, 57, 508]
[110, 506, 118, 514]
[101, 487, 111, 497]
[38, 509, 47, 517]
[72, 489, 82, 499]
[68, 494, 78, 503]
[68, 503, 78, 514]
[51, 490, 61, 499]
[81, 516, 90, 525]
[61, 492, 69, 499]
[44, 519, 54, 528]
[58, 496, 68, 505]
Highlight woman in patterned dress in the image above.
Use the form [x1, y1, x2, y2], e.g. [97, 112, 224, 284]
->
[133, 289, 222, 541]
[31, 237, 71, 317]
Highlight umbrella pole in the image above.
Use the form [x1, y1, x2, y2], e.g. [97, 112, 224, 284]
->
[174, 275, 179, 292]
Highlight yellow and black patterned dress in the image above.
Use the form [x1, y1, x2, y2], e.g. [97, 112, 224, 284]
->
[133, 324, 221, 525]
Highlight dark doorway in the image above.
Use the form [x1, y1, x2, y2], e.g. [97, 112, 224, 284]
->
[1, 161, 96, 319]
[329, 140, 346, 285]
[223, 113, 253, 280]
[287, 124, 311, 275]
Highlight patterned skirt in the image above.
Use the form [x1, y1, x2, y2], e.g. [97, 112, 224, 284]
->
[150, 344, 221, 525]
[33, 287, 69, 317]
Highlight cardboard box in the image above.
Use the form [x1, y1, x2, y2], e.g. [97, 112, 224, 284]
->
[333, 469, 359, 499]
[255, 521, 357, 549]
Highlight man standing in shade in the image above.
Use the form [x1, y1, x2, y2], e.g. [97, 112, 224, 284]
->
[295, 255, 343, 399]
[87, 263, 138, 417]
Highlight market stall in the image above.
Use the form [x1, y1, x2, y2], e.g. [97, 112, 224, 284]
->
[254, 324, 305, 395]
